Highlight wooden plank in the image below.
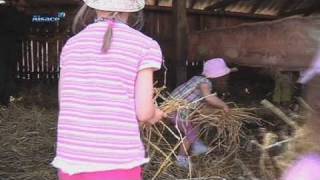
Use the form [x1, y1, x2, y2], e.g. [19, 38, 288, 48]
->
[26, 2, 276, 20]
[45, 41, 49, 79]
[278, 0, 296, 15]
[250, 0, 266, 14]
[303, 0, 320, 16]
[30, 40, 35, 79]
[144, 5, 277, 20]
[16, 42, 22, 79]
[27, 0, 80, 6]
[26, 40, 31, 80]
[173, 0, 188, 85]
[281, 0, 319, 17]
[40, 40, 45, 79]
[22, 41, 27, 79]
[36, 40, 40, 79]
[189, 0, 197, 9]
[55, 40, 60, 79]
[204, 0, 241, 11]
[188, 16, 319, 71]
[155, 0, 160, 6]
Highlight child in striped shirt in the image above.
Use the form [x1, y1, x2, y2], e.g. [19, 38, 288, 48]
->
[51, 1, 165, 179]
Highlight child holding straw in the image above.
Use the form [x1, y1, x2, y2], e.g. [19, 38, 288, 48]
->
[51, 1, 166, 179]
[170, 58, 234, 168]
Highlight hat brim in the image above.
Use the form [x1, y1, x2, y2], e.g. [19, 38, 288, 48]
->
[204, 68, 231, 78]
[84, 0, 145, 12]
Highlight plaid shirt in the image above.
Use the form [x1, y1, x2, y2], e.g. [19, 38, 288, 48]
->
[170, 76, 212, 121]
[171, 76, 212, 104]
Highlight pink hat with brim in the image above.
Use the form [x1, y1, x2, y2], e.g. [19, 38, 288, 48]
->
[202, 58, 231, 78]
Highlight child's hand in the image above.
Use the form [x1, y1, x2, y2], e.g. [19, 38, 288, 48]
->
[148, 108, 167, 125]
[223, 105, 230, 113]
[138, 108, 167, 127]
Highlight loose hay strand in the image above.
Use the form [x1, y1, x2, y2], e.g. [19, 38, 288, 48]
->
[143, 88, 261, 179]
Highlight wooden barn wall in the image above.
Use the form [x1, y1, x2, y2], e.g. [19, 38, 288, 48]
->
[142, 10, 259, 85]
[18, 7, 260, 85]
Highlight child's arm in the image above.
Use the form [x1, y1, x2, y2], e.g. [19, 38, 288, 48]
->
[135, 68, 165, 124]
[200, 83, 230, 113]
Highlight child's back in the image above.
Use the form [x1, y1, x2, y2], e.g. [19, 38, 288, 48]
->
[53, 20, 162, 175]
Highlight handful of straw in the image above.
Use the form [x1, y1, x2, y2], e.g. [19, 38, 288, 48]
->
[142, 88, 260, 179]
[192, 106, 260, 155]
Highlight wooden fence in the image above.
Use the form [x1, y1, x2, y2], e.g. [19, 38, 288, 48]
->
[17, 37, 66, 80]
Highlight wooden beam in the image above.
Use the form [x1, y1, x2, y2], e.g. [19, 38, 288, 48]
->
[188, 16, 319, 71]
[204, 0, 240, 11]
[250, 0, 265, 14]
[27, 0, 80, 6]
[281, 0, 320, 17]
[282, 7, 319, 17]
[173, 0, 188, 85]
[303, 0, 320, 16]
[278, 0, 296, 15]
[24, 1, 276, 20]
[189, 0, 197, 9]
[144, 5, 277, 20]
[155, 0, 160, 6]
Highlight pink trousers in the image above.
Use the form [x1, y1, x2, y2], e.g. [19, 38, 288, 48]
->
[171, 113, 199, 143]
[59, 167, 142, 180]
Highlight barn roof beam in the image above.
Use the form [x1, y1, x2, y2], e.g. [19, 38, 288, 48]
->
[278, 0, 296, 15]
[281, 0, 320, 17]
[204, 0, 241, 11]
[250, 0, 265, 14]
[281, 7, 320, 17]
[27, 0, 80, 7]
[144, 5, 276, 20]
[303, 0, 320, 16]
[189, 0, 197, 9]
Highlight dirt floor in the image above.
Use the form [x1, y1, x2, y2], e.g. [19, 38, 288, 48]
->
[0, 83, 58, 180]
[0, 74, 310, 180]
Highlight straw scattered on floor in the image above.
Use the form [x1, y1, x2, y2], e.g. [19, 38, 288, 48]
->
[0, 103, 58, 180]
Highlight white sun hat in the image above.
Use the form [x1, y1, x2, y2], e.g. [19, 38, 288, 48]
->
[83, 0, 145, 12]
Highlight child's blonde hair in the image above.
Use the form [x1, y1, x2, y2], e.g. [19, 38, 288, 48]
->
[72, 4, 144, 53]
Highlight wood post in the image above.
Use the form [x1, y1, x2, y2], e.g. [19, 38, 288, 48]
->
[173, 0, 188, 86]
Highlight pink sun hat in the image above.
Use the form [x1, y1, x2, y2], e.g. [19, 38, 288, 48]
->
[202, 58, 234, 78]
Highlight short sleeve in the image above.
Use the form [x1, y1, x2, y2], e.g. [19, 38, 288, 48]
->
[59, 40, 71, 69]
[138, 40, 163, 71]
[199, 77, 212, 90]
[59, 49, 66, 69]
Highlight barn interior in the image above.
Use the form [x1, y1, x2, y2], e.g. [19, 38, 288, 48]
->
[0, 0, 320, 179]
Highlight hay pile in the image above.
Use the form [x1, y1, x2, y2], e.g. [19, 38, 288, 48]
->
[0, 103, 58, 180]
[0, 86, 315, 180]
[142, 89, 261, 179]
[194, 106, 260, 155]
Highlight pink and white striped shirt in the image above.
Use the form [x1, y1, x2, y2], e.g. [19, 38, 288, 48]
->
[52, 21, 162, 175]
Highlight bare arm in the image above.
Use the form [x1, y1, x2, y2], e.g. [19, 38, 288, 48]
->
[200, 83, 230, 112]
[135, 69, 165, 124]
